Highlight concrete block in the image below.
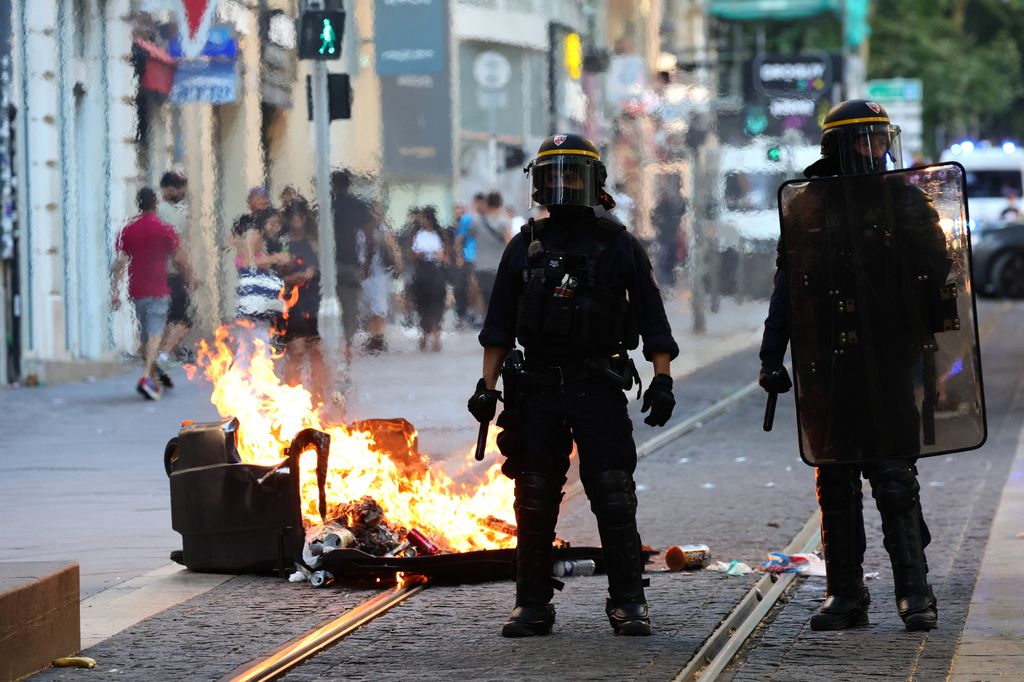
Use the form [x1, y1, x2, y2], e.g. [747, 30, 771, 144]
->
[0, 561, 80, 681]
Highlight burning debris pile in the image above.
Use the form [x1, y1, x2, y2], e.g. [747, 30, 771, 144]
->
[303, 497, 428, 566]
[179, 325, 519, 565]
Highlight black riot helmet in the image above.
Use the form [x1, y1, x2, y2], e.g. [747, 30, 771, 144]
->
[525, 133, 612, 208]
[811, 99, 904, 177]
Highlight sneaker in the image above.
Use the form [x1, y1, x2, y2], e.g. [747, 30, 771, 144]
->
[156, 366, 174, 388]
[137, 376, 161, 400]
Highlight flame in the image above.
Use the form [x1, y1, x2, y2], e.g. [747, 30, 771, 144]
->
[279, 285, 301, 321]
[189, 324, 517, 553]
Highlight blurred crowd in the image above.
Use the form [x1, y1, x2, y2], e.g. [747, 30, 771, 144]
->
[111, 169, 569, 405]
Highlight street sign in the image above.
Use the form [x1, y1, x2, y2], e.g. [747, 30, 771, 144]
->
[473, 51, 512, 90]
[751, 53, 833, 99]
[866, 78, 923, 103]
[177, 0, 220, 60]
[477, 89, 507, 110]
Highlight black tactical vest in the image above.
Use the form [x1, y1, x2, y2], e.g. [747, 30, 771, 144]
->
[514, 222, 639, 356]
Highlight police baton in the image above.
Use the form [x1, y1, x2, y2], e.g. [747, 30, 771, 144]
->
[763, 392, 778, 432]
[475, 420, 490, 461]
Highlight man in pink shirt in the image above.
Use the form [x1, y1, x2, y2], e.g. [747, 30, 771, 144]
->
[110, 187, 195, 400]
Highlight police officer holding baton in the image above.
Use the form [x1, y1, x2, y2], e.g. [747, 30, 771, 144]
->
[467, 134, 678, 638]
[759, 100, 973, 632]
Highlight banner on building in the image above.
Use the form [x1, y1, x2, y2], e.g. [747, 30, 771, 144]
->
[169, 25, 238, 105]
[177, 0, 220, 60]
[377, 0, 452, 179]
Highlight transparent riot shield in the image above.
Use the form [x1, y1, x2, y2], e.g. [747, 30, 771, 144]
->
[778, 162, 986, 466]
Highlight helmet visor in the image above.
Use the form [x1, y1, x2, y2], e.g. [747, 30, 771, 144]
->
[530, 156, 599, 208]
[836, 123, 904, 174]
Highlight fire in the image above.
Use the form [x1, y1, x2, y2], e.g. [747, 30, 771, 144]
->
[187, 325, 517, 553]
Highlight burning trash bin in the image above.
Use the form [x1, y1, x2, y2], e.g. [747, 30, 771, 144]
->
[166, 418, 331, 574]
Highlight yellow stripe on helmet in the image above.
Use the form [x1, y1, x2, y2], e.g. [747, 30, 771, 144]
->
[822, 116, 890, 130]
[537, 148, 601, 159]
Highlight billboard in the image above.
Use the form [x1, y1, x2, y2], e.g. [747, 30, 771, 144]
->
[376, 0, 452, 180]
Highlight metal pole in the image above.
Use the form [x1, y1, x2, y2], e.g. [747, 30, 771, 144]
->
[488, 107, 498, 186]
[311, 59, 339, 341]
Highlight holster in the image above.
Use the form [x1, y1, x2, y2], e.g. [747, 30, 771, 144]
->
[497, 350, 527, 479]
[588, 354, 642, 399]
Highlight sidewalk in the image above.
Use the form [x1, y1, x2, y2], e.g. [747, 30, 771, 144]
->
[948, 418, 1024, 680]
[0, 290, 768, 643]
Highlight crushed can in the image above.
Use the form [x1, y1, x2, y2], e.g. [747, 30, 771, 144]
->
[665, 544, 711, 571]
[406, 529, 441, 556]
[309, 570, 334, 588]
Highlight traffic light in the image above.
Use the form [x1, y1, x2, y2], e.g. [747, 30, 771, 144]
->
[766, 146, 781, 162]
[298, 10, 344, 60]
[306, 73, 352, 120]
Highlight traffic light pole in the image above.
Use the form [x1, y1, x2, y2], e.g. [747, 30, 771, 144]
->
[311, 59, 339, 343]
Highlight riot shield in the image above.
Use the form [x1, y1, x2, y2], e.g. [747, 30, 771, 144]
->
[778, 162, 986, 466]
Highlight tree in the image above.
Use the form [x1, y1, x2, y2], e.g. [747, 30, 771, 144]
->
[868, 0, 1024, 156]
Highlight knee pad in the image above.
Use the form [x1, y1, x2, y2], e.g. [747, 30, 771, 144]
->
[514, 472, 565, 516]
[816, 466, 862, 512]
[584, 470, 637, 519]
[870, 466, 920, 515]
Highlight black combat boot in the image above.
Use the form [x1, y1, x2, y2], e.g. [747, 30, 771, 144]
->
[811, 466, 871, 631]
[587, 470, 651, 636]
[873, 464, 938, 632]
[502, 472, 565, 638]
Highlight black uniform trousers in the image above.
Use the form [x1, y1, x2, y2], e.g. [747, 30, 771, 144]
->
[815, 457, 932, 598]
[515, 379, 637, 482]
[501, 377, 645, 608]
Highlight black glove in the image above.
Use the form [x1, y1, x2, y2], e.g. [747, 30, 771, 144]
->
[467, 378, 502, 424]
[641, 374, 675, 427]
[758, 365, 792, 394]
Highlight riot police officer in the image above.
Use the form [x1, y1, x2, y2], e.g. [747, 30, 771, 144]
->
[760, 100, 941, 632]
[468, 134, 678, 637]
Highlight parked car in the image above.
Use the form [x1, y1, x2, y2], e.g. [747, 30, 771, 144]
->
[971, 220, 1024, 298]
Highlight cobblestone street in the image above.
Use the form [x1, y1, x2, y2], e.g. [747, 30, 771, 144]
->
[5, 301, 1022, 681]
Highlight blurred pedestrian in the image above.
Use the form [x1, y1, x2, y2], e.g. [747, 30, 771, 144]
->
[359, 201, 403, 354]
[233, 186, 273, 238]
[331, 170, 375, 364]
[233, 208, 289, 338]
[409, 207, 448, 352]
[280, 185, 302, 211]
[651, 176, 687, 287]
[454, 193, 486, 327]
[506, 205, 527, 232]
[110, 187, 195, 400]
[279, 200, 329, 402]
[1000, 189, 1020, 221]
[475, 191, 511, 307]
[156, 171, 192, 380]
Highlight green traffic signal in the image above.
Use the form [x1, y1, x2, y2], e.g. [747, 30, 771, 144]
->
[767, 146, 781, 162]
[319, 18, 337, 56]
[298, 10, 344, 60]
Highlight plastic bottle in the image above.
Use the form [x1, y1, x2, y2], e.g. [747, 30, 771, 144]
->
[552, 559, 597, 577]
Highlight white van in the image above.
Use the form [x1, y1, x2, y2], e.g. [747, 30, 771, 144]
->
[939, 142, 1024, 223]
[718, 142, 821, 246]
[714, 142, 820, 298]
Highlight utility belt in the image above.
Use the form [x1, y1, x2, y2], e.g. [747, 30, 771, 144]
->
[516, 353, 642, 398]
